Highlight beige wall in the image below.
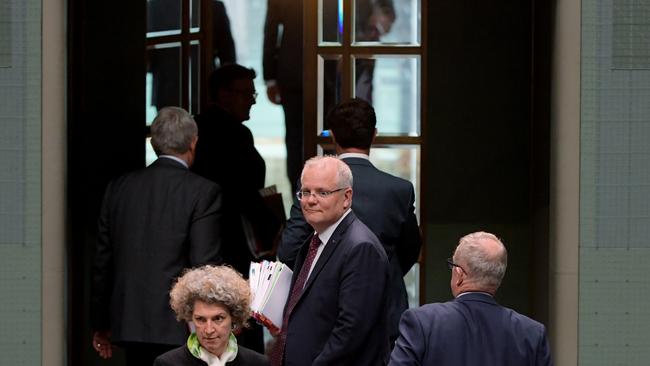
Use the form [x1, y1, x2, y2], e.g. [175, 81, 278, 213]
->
[549, 0, 581, 365]
[42, 0, 66, 364]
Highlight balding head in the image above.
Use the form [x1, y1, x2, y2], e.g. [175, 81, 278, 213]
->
[450, 231, 507, 296]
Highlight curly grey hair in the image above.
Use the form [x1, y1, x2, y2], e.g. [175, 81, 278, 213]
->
[150, 106, 198, 156]
[454, 231, 508, 290]
[169, 265, 251, 329]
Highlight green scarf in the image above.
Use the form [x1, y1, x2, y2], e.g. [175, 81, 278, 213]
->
[187, 332, 238, 366]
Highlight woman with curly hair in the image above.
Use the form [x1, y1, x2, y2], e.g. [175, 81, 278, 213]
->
[154, 265, 269, 366]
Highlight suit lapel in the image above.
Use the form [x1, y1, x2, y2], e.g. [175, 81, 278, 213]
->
[297, 212, 357, 301]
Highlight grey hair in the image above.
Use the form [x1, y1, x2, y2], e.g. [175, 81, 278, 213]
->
[454, 231, 508, 290]
[169, 265, 251, 329]
[301, 155, 353, 188]
[150, 106, 198, 156]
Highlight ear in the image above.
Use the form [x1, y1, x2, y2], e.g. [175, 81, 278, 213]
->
[343, 187, 353, 209]
[454, 267, 464, 286]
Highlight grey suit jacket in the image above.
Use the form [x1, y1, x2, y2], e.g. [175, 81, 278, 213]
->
[283, 211, 390, 366]
[279, 157, 422, 341]
[91, 157, 223, 345]
[389, 292, 554, 366]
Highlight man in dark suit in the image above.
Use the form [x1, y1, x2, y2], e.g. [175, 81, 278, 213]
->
[91, 107, 223, 366]
[271, 156, 390, 366]
[263, 0, 304, 195]
[191, 64, 280, 352]
[389, 231, 554, 366]
[278, 98, 422, 344]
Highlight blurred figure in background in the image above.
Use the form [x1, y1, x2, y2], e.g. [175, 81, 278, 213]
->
[192, 64, 281, 353]
[263, 0, 304, 195]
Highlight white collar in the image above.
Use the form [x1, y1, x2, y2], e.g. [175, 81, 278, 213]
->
[317, 209, 352, 245]
[158, 155, 189, 168]
[338, 152, 369, 161]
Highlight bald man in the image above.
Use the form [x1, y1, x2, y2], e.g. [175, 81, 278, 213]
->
[389, 232, 554, 366]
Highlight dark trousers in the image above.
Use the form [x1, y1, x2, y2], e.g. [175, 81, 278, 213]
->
[281, 91, 304, 196]
[122, 342, 177, 366]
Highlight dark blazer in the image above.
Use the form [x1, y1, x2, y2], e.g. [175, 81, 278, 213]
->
[91, 157, 222, 345]
[389, 292, 554, 366]
[154, 344, 269, 366]
[192, 106, 280, 275]
[279, 157, 422, 342]
[283, 211, 390, 366]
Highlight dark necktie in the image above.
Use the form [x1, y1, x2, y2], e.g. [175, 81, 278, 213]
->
[270, 234, 322, 366]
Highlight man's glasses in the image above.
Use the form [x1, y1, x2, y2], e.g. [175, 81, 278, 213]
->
[446, 258, 466, 273]
[296, 187, 347, 200]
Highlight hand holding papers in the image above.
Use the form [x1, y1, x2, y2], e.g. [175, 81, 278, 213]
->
[249, 260, 293, 334]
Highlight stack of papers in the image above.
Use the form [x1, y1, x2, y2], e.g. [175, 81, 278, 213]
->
[249, 260, 293, 333]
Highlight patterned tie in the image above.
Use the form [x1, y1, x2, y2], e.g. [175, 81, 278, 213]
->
[270, 234, 322, 366]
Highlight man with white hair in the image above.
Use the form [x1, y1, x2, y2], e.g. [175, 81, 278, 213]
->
[389, 231, 554, 366]
[91, 107, 223, 366]
[271, 156, 391, 366]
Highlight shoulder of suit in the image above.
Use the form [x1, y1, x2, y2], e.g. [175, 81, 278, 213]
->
[347, 160, 414, 188]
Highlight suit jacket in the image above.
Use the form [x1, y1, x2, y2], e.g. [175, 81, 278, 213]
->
[279, 157, 422, 341]
[154, 344, 269, 366]
[389, 292, 554, 366]
[283, 211, 390, 366]
[91, 157, 222, 345]
[263, 0, 303, 92]
[191, 105, 280, 275]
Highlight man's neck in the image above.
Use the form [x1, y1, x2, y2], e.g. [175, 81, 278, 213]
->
[336, 146, 370, 155]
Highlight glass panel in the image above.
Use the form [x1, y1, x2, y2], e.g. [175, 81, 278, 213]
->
[190, 41, 200, 115]
[353, 0, 420, 45]
[191, 0, 200, 32]
[320, 0, 343, 45]
[146, 42, 182, 125]
[353, 55, 420, 136]
[146, 137, 157, 166]
[404, 263, 419, 308]
[369, 145, 421, 218]
[319, 55, 343, 135]
[147, 0, 182, 37]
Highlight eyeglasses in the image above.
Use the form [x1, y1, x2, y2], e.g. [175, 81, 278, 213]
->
[296, 187, 347, 200]
[446, 258, 466, 273]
